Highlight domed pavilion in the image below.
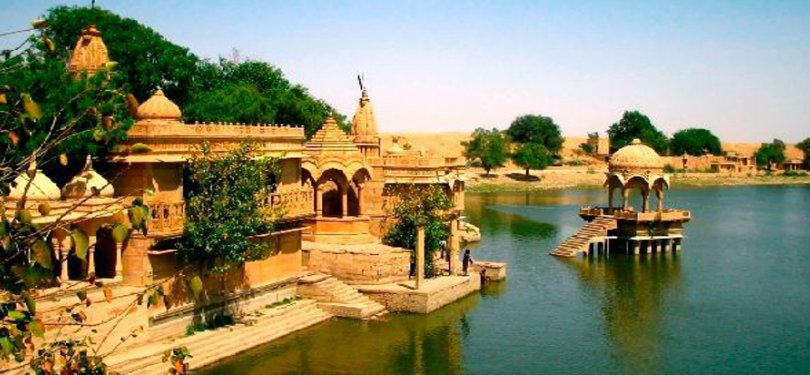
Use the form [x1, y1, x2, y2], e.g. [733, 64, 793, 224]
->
[551, 139, 691, 257]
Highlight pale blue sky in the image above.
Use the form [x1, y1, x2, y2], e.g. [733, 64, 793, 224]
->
[3, 0, 809, 142]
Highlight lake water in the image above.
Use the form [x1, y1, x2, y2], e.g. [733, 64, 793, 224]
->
[198, 185, 810, 375]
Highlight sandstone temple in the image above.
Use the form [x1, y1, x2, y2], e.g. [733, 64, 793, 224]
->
[1, 26, 493, 373]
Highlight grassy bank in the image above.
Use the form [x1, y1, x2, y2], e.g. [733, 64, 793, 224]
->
[466, 171, 810, 193]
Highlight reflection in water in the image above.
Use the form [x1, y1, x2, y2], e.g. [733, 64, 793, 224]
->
[200, 293, 481, 375]
[563, 254, 682, 375]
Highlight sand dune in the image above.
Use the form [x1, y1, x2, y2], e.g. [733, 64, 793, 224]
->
[381, 132, 804, 160]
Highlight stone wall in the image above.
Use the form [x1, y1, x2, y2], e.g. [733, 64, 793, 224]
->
[302, 242, 410, 284]
[359, 275, 481, 314]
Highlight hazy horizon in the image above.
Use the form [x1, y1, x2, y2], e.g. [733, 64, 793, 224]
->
[2, 0, 809, 143]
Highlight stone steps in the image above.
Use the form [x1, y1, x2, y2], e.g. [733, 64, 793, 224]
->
[550, 216, 617, 257]
[108, 299, 332, 375]
[298, 273, 387, 319]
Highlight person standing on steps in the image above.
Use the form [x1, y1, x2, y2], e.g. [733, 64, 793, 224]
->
[463, 249, 474, 275]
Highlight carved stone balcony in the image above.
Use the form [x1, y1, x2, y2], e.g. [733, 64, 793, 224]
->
[267, 186, 315, 222]
[148, 201, 185, 236]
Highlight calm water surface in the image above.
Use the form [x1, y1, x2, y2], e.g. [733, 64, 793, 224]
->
[199, 185, 810, 375]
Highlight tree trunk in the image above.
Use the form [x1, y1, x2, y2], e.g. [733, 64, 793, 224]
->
[525, 168, 530, 177]
[485, 168, 491, 176]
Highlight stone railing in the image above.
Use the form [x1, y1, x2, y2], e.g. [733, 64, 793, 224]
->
[266, 187, 314, 220]
[580, 206, 691, 222]
[128, 122, 305, 138]
[148, 201, 185, 235]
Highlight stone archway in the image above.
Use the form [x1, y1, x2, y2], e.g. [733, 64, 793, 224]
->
[348, 168, 372, 216]
[316, 168, 350, 218]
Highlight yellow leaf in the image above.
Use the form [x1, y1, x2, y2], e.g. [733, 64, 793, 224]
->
[32, 239, 53, 269]
[16, 209, 33, 225]
[188, 276, 203, 301]
[112, 224, 129, 243]
[21, 93, 42, 120]
[59, 154, 68, 166]
[71, 228, 89, 261]
[37, 203, 50, 216]
[103, 286, 113, 303]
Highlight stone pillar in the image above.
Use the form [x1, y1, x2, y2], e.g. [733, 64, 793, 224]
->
[52, 236, 69, 285]
[642, 190, 650, 213]
[633, 241, 641, 255]
[316, 187, 323, 217]
[449, 219, 460, 275]
[341, 185, 348, 217]
[416, 226, 425, 290]
[656, 188, 665, 212]
[88, 235, 97, 278]
[621, 188, 629, 210]
[357, 184, 364, 216]
[115, 243, 124, 280]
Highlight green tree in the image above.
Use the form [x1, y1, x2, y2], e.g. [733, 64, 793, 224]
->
[754, 139, 787, 170]
[506, 114, 564, 155]
[44, 6, 345, 137]
[608, 111, 669, 154]
[512, 142, 552, 177]
[0, 22, 155, 373]
[462, 128, 509, 176]
[384, 185, 453, 278]
[178, 142, 279, 273]
[670, 128, 722, 156]
[797, 137, 810, 168]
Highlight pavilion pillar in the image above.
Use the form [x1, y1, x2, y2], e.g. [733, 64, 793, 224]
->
[633, 240, 640, 255]
[449, 219, 461, 275]
[357, 184, 364, 216]
[341, 185, 348, 217]
[88, 235, 97, 278]
[52, 235, 69, 285]
[416, 226, 425, 290]
[115, 242, 124, 280]
[656, 188, 665, 212]
[621, 188, 629, 210]
[316, 187, 323, 217]
[642, 190, 650, 213]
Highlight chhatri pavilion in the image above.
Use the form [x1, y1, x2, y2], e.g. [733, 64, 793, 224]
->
[551, 139, 692, 257]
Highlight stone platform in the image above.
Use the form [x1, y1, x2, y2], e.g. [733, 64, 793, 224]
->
[470, 261, 507, 281]
[302, 240, 410, 284]
[356, 275, 481, 314]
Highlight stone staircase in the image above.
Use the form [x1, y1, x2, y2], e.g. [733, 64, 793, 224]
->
[107, 299, 332, 375]
[550, 216, 617, 257]
[298, 273, 387, 319]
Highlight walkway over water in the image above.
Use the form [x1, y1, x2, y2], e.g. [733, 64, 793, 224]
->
[549, 215, 617, 257]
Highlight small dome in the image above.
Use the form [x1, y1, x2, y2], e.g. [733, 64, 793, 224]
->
[7, 161, 60, 201]
[136, 89, 182, 121]
[386, 137, 405, 155]
[609, 139, 663, 171]
[62, 156, 114, 199]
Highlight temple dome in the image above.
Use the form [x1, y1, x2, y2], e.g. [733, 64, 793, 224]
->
[68, 25, 110, 75]
[386, 137, 405, 155]
[609, 139, 663, 172]
[7, 161, 60, 201]
[136, 89, 182, 121]
[62, 156, 114, 199]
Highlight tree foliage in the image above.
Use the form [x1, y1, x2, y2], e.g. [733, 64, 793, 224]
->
[670, 128, 722, 156]
[44, 6, 345, 137]
[754, 139, 787, 170]
[383, 185, 453, 278]
[512, 142, 552, 176]
[463, 128, 509, 176]
[178, 142, 279, 273]
[608, 111, 669, 154]
[797, 137, 810, 168]
[506, 114, 563, 155]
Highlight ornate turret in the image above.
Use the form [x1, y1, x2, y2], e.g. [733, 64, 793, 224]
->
[68, 25, 110, 76]
[136, 89, 182, 123]
[350, 86, 381, 158]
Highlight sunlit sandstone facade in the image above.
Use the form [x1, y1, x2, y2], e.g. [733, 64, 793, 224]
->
[551, 139, 691, 257]
[1, 26, 470, 350]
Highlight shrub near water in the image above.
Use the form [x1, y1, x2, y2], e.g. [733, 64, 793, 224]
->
[178, 142, 279, 273]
